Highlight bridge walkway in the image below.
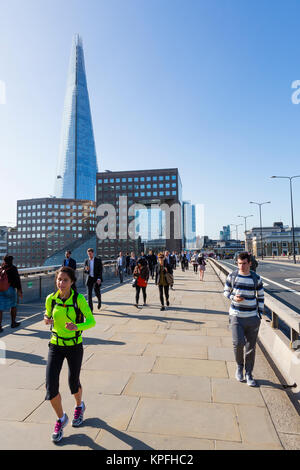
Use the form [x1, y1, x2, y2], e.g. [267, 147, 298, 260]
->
[0, 264, 299, 450]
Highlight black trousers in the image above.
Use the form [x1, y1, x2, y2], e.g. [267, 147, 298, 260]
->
[86, 276, 101, 312]
[45, 343, 83, 401]
[136, 286, 147, 304]
[193, 264, 198, 273]
[159, 285, 169, 306]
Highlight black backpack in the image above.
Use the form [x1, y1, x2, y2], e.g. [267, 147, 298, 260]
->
[50, 290, 84, 345]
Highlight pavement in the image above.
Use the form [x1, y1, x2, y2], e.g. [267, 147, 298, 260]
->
[0, 264, 300, 450]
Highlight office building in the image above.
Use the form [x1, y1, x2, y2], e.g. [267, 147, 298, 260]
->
[7, 198, 96, 267]
[54, 35, 98, 201]
[96, 168, 183, 259]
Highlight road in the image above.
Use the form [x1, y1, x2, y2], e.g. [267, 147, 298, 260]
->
[219, 259, 300, 314]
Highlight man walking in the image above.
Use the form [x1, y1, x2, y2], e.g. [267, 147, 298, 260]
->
[84, 248, 103, 312]
[224, 252, 264, 387]
[116, 252, 126, 283]
[62, 250, 76, 271]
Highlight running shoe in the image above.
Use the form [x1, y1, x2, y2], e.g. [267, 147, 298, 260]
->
[72, 402, 86, 427]
[51, 414, 69, 443]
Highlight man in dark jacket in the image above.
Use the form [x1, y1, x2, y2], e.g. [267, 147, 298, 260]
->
[0, 255, 23, 332]
[62, 251, 76, 270]
[84, 248, 103, 312]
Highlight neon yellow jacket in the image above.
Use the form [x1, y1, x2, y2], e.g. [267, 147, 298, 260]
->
[45, 289, 96, 346]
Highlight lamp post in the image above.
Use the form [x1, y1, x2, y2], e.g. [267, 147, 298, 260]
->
[249, 201, 271, 260]
[230, 223, 243, 241]
[271, 175, 300, 264]
[238, 215, 253, 250]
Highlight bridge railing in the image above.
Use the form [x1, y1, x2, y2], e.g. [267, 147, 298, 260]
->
[18, 260, 118, 302]
[208, 257, 300, 394]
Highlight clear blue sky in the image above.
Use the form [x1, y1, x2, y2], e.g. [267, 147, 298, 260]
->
[1, 0, 300, 239]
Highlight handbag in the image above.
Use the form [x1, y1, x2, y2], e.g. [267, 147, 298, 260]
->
[165, 272, 173, 285]
[132, 278, 137, 288]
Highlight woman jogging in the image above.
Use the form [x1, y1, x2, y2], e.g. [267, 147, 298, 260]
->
[44, 266, 96, 443]
[133, 258, 149, 308]
[155, 253, 172, 311]
[198, 254, 206, 281]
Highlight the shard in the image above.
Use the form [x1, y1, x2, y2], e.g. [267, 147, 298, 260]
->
[54, 34, 98, 201]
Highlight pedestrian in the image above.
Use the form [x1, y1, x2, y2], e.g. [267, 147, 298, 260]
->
[62, 250, 76, 270]
[224, 252, 264, 387]
[155, 253, 172, 311]
[129, 252, 137, 274]
[146, 250, 157, 279]
[248, 251, 258, 272]
[198, 254, 206, 281]
[84, 248, 102, 312]
[116, 251, 126, 283]
[133, 258, 149, 307]
[191, 251, 198, 273]
[164, 250, 174, 290]
[0, 255, 23, 333]
[125, 252, 131, 275]
[180, 251, 187, 271]
[44, 266, 96, 443]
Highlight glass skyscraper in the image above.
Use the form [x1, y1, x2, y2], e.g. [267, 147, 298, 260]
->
[55, 34, 98, 201]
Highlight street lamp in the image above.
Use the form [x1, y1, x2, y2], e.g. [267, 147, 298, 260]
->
[230, 223, 243, 241]
[249, 201, 271, 260]
[238, 215, 253, 249]
[271, 175, 300, 264]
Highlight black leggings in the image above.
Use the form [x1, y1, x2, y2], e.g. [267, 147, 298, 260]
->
[45, 343, 83, 401]
[193, 264, 198, 273]
[159, 285, 169, 306]
[136, 286, 147, 304]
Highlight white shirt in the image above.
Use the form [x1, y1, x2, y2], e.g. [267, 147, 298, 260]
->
[89, 257, 94, 277]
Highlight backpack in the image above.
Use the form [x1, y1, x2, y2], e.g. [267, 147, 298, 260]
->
[0, 268, 10, 292]
[230, 269, 261, 318]
[49, 290, 84, 345]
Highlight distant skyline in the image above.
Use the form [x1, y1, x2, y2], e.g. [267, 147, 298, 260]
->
[1, 0, 300, 239]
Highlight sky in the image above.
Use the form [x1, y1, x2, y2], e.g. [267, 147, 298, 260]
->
[1, 0, 300, 239]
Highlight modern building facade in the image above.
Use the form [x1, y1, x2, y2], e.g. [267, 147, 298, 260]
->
[182, 201, 197, 250]
[220, 225, 231, 241]
[0, 226, 8, 260]
[7, 198, 96, 267]
[96, 168, 183, 259]
[54, 35, 98, 201]
[246, 222, 300, 257]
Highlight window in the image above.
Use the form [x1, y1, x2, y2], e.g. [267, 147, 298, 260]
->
[140, 177, 145, 181]
[159, 191, 164, 196]
[147, 192, 151, 196]
[122, 178, 126, 182]
[159, 176, 164, 181]
[166, 191, 170, 195]
[104, 179, 108, 183]
[134, 192, 139, 197]
[146, 177, 151, 181]
[98, 179, 102, 184]
[159, 184, 164, 188]
[172, 183, 176, 188]
[116, 178, 120, 183]
[128, 177, 132, 182]
[153, 192, 158, 196]
[166, 183, 170, 188]
[141, 192, 145, 197]
[134, 177, 139, 182]
[110, 178, 114, 183]
[153, 176, 157, 181]
[48, 204, 52, 208]
[172, 175, 176, 180]
[165, 176, 170, 180]
[172, 190, 177, 195]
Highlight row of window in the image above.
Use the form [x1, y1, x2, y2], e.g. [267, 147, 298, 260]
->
[18, 204, 94, 211]
[18, 211, 94, 219]
[98, 175, 177, 184]
[19, 218, 96, 225]
[10, 233, 84, 241]
[17, 225, 95, 233]
[99, 183, 177, 191]
[98, 190, 177, 200]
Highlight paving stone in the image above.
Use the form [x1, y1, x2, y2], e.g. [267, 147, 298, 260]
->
[235, 404, 282, 447]
[212, 378, 265, 406]
[128, 397, 241, 442]
[110, 332, 166, 344]
[152, 357, 228, 378]
[208, 347, 235, 361]
[0, 387, 45, 421]
[163, 333, 221, 347]
[124, 373, 211, 402]
[96, 429, 215, 450]
[82, 353, 156, 373]
[143, 343, 207, 359]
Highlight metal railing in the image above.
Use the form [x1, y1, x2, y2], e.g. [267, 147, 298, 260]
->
[209, 257, 300, 350]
